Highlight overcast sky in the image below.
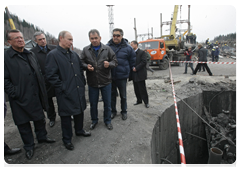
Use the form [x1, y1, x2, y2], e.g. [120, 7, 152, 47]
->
[2, 1, 238, 50]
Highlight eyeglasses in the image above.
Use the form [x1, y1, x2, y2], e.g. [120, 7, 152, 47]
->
[113, 34, 121, 38]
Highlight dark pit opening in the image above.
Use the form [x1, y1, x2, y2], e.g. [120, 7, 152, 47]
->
[151, 90, 236, 164]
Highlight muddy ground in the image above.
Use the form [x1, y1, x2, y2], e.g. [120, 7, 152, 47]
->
[4, 56, 236, 165]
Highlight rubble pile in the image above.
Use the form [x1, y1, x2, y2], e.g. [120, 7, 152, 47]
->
[204, 108, 236, 164]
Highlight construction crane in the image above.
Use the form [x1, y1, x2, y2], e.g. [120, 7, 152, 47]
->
[5, 7, 16, 29]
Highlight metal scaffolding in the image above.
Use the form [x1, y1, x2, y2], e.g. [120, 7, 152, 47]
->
[106, 5, 114, 39]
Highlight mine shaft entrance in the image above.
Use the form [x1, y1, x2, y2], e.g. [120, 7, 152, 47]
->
[151, 91, 236, 164]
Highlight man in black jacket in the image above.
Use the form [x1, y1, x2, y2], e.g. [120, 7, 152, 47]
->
[30, 32, 57, 127]
[45, 31, 91, 150]
[130, 41, 149, 108]
[192, 44, 213, 76]
[81, 29, 118, 130]
[4, 29, 55, 160]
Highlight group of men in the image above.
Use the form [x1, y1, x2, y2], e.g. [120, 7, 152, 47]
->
[183, 44, 213, 76]
[4, 28, 150, 160]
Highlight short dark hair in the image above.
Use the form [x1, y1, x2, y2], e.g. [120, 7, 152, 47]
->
[88, 29, 100, 37]
[112, 28, 123, 36]
[6, 29, 21, 40]
[131, 40, 138, 46]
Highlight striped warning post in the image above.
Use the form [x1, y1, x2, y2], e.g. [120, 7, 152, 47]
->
[168, 62, 186, 164]
[170, 61, 236, 64]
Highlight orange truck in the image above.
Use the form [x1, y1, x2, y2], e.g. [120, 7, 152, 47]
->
[139, 38, 185, 70]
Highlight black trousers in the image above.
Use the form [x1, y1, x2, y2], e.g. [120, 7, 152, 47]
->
[193, 63, 212, 75]
[133, 80, 149, 104]
[17, 119, 47, 151]
[47, 97, 56, 121]
[60, 113, 84, 144]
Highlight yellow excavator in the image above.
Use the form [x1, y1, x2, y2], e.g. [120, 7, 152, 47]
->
[139, 5, 190, 69]
[5, 7, 16, 29]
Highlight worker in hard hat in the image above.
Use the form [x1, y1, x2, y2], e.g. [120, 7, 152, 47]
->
[211, 47, 216, 62]
[206, 38, 209, 45]
[214, 46, 220, 62]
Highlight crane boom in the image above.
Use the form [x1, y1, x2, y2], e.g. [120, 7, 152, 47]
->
[170, 5, 178, 39]
[5, 7, 16, 29]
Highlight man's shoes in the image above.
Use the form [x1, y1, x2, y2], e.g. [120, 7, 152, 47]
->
[90, 122, 98, 130]
[111, 113, 116, 119]
[49, 120, 55, 127]
[106, 123, 113, 130]
[122, 114, 127, 120]
[145, 104, 150, 108]
[76, 130, 91, 137]
[191, 73, 196, 75]
[38, 137, 56, 144]
[134, 102, 142, 105]
[183, 72, 187, 74]
[64, 143, 74, 150]
[202, 70, 205, 72]
[4, 148, 21, 155]
[26, 149, 34, 160]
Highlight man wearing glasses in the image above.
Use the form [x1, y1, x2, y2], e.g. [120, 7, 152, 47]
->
[107, 28, 136, 121]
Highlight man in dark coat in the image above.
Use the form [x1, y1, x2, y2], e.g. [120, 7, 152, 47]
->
[80, 29, 118, 130]
[192, 44, 213, 76]
[130, 41, 149, 108]
[45, 31, 91, 150]
[30, 32, 57, 127]
[4, 29, 55, 160]
[107, 28, 136, 121]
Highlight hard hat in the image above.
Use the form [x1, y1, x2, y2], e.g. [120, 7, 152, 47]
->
[216, 46, 218, 48]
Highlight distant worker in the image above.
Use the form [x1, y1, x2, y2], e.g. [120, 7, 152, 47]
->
[30, 32, 57, 128]
[144, 49, 154, 74]
[206, 38, 209, 45]
[214, 41, 219, 47]
[186, 34, 189, 43]
[4, 29, 55, 160]
[130, 41, 149, 108]
[80, 29, 118, 130]
[183, 47, 194, 74]
[193, 34, 197, 44]
[45, 31, 91, 151]
[214, 46, 220, 62]
[107, 28, 136, 121]
[211, 47, 216, 62]
[192, 44, 212, 76]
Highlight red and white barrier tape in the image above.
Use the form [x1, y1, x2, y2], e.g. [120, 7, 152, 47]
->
[168, 62, 186, 164]
[170, 61, 236, 64]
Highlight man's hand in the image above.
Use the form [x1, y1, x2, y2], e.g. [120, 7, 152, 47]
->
[104, 61, 109, 68]
[87, 64, 94, 71]
[133, 67, 136, 72]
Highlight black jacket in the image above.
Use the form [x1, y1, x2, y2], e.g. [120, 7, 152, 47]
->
[198, 47, 207, 62]
[45, 45, 86, 116]
[4, 47, 48, 125]
[131, 48, 147, 82]
[30, 44, 56, 97]
[80, 43, 118, 87]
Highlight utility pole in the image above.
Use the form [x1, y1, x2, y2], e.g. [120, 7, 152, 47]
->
[134, 18, 137, 41]
[106, 5, 114, 39]
[188, 5, 191, 35]
[160, 13, 162, 37]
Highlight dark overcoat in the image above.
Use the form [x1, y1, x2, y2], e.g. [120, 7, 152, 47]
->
[45, 45, 86, 116]
[30, 44, 56, 97]
[131, 48, 147, 82]
[4, 47, 48, 125]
